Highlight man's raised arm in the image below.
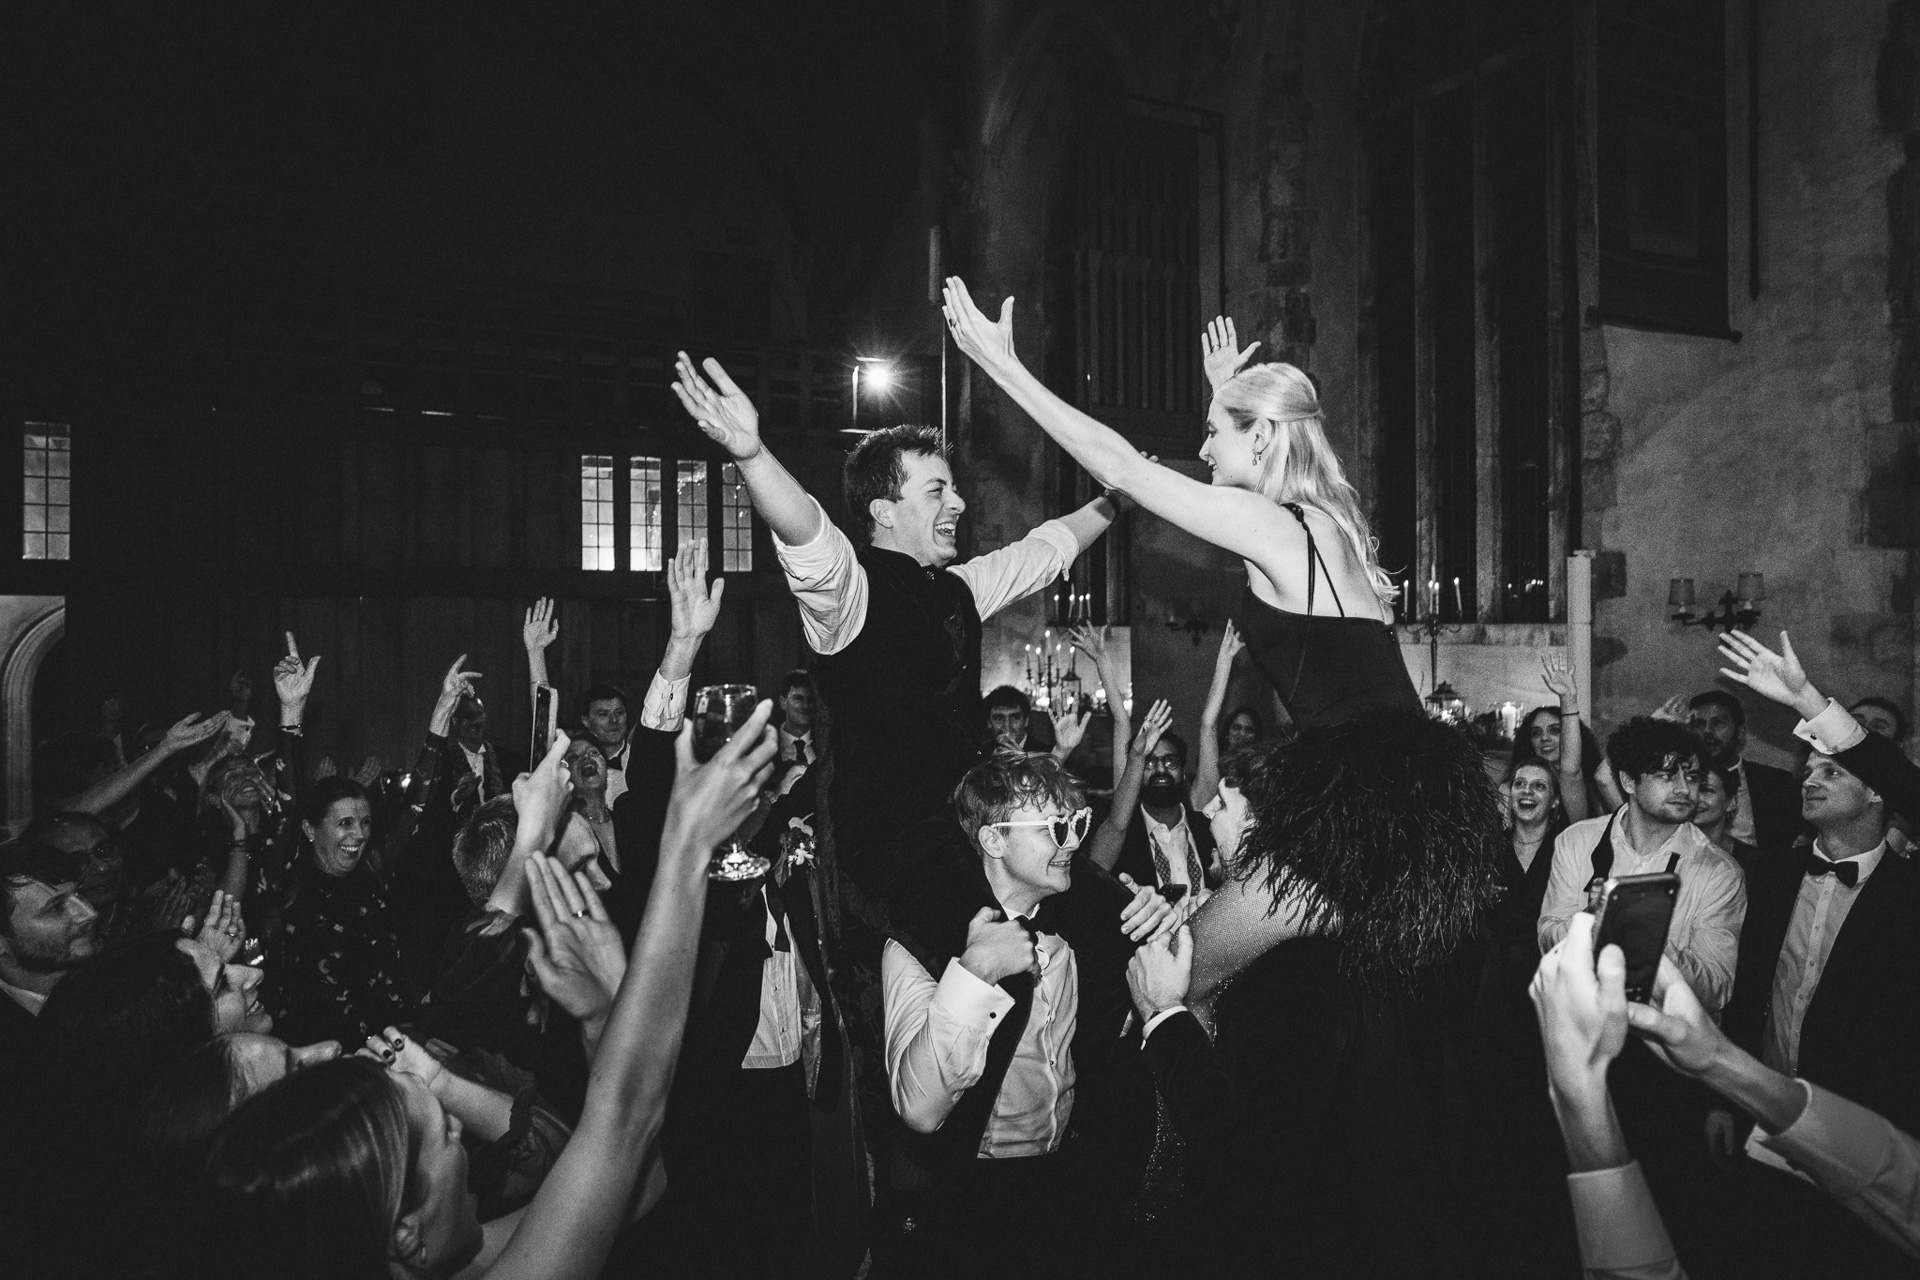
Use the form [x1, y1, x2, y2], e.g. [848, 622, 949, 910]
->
[955, 494, 1119, 621]
[672, 352, 821, 546]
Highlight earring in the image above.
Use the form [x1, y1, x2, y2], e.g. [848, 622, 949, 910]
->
[1252, 447, 1265, 465]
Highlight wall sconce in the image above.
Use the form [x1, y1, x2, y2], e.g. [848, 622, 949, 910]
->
[1164, 598, 1213, 646]
[1669, 573, 1765, 633]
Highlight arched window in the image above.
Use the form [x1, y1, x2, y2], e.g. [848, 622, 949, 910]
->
[1360, 0, 1580, 623]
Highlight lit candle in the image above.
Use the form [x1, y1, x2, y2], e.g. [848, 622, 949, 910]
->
[1427, 572, 1439, 616]
[1452, 576, 1463, 617]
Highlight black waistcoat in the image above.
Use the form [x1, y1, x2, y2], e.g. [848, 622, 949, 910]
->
[815, 544, 985, 891]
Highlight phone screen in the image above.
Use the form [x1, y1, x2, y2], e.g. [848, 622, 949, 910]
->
[531, 685, 557, 764]
[1592, 873, 1680, 1003]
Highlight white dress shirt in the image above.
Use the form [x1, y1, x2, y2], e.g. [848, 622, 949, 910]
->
[882, 925, 1078, 1159]
[1570, 1078, 1920, 1276]
[742, 882, 817, 1071]
[1143, 807, 1201, 895]
[773, 496, 1081, 655]
[1538, 809, 1748, 1012]
[0, 977, 47, 1017]
[1728, 762, 1759, 847]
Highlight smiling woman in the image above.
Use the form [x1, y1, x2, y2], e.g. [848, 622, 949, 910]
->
[267, 778, 410, 1045]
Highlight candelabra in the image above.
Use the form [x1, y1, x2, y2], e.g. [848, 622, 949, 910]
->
[1669, 574, 1765, 634]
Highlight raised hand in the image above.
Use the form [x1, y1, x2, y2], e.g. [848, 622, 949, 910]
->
[353, 756, 385, 787]
[146, 871, 197, 935]
[522, 597, 559, 655]
[1126, 923, 1193, 1021]
[665, 699, 779, 856]
[511, 732, 577, 854]
[1651, 693, 1691, 723]
[1201, 316, 1261, 391]
[1129, 699, 1174, 761]
[668, 536, 726, 640]
[273, 632, 321, 711]
[435, 655, 481, 712]
[671, 353, 763, 461]
[1068, 622, 1114, 674]
[958, 906, 1039, 985]
[185, 888, 245, 963]
[940, 277, 1022, 378]
[1719, 629, 1822, 716]
[312, 755, 339, 781]
[1052, 704, 1091, 754]
[161, 711, 228, 756]
[1117, 872, 1178, 943]
[523, 852, 628, 1028]
[1213, 620, 1245, 675]
[1541, 651, 1577, 702]
[1530, 912, 1629, 1094]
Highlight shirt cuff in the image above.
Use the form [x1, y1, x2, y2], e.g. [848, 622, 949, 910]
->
[1796, 699, 1868, 756]
[934, 957, 1017, 1028]
[1028, 518, 1081, 577]
[639, 671, 690, 732]
[1142, 1007, 1188, 1040]
[1567, 1162, 1677, 1273]
[1760, 1080, 1873, 1195]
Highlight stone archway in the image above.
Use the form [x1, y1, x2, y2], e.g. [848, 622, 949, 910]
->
[1, 598, 65, 830]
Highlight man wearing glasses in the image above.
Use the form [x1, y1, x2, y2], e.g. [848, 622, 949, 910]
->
[1538, 715, 1748, 1014]
[878, 753, 1174, 1278]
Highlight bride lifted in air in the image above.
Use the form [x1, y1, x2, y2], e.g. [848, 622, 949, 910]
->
[941, 279, 1425, 1005]
[941, 280, 1418, 730]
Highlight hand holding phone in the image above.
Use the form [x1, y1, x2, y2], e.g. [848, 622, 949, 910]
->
[1591, 872, 1680, 1004]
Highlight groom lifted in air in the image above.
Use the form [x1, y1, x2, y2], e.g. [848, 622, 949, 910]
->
[671, 352, 1121, 902]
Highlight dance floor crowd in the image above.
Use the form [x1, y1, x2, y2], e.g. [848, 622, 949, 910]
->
[4, 302, 1917, 1279]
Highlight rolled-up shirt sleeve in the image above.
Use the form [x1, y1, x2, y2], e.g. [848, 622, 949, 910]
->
[1666, 852, 1746, 1014]
[1762, 1080, 1920, 1260]
[1539, 823, 1600, 953]
[882, 940, 1014, 1136]
[773, 496, 869, 655]
[1567, 1162, 1687, 1279]
[950, 519, 1080, 621]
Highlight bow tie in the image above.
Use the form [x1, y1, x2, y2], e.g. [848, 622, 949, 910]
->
[1804, 853, 1860, 888]
[1015, 897, 1059, 937]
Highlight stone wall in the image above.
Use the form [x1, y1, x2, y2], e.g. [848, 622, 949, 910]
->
[1586, 0, 1908, 764]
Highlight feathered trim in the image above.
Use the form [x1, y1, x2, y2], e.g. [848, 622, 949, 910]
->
[1229, 711, 1506, 992]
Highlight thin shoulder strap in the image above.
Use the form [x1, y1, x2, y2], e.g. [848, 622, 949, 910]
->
[1281, 503, 1347, 618]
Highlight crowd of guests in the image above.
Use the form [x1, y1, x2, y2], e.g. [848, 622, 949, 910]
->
[7, 322, 1920, 1276]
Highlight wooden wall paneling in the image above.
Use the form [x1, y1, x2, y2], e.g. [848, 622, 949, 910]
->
[399, 440, 428, 568]
[338, 434, 363, 566]
[453, 447, 479, 568]
[359, 434, 405, 568]
[418, 445, 458, 566]
[230, 421, 281, 571]
[505, 444, 530, 567]
[554, 595, 596, 720]
[754, 595, 804, 691]
[167, 424, 220, 572]
[297, 422, 344, 567]
[587, 596, 627, 693]
[324, 594, 365, 779]
[360, 596, 407, 768]
[474, 449, 513, 566]
[524, 450, 568, 572]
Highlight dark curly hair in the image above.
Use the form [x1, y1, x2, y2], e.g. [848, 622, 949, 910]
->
[843, 424, 946, 542]
[1606, 716, 1704, 785]
[1229, 713, 1506, 992]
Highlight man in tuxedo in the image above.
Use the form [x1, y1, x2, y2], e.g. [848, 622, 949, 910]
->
[1111, 731, 1216, 899]
[1691, 690, 1803, 855]
[879, 753, 1172, 1279]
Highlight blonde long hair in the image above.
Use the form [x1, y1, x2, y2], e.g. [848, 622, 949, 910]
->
[1216, 363, 1397, 608]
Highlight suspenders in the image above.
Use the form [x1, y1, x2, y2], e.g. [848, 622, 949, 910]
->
[1586, 813, 1681, 891]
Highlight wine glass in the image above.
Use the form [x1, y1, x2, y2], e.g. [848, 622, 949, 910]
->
[692, 683, 771, 881]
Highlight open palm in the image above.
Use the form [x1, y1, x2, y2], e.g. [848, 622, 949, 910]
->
[671, 353, 762, 460]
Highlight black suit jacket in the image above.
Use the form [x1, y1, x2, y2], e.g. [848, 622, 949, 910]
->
[1113, 801, 1216, 894]
[1742, 758, 1805, 856]
[1723, 843, 1920, 1135]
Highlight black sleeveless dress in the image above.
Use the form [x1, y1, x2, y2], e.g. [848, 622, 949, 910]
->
[1238, 503, 1422, 729]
